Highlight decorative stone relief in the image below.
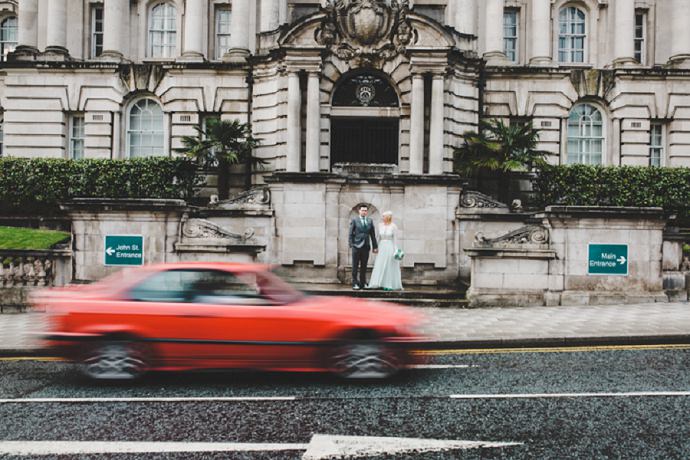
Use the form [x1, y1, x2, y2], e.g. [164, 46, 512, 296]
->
[474, 225, 549, 248]
[459, 191, 508, 209]
[119, 64, 167, 93]
[213, 187, 271, 210]
[182, 218, 255, 242]
[316, 0, 416, 67]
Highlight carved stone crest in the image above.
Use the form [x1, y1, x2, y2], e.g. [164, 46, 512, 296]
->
[460, 191, 508, 209]
[316, 0, 416, 67]
[182, 218, 255, 242]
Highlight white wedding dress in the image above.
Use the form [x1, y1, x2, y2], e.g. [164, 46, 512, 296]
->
[368, 223, 403, 290]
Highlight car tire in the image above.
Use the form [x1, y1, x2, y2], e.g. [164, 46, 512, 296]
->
[328, 337, 401, 380]
[79, 339, 150, 381]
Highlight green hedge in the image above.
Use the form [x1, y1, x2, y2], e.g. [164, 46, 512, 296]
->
[534, 165, 690, 218]
[0, 157, 202, 215]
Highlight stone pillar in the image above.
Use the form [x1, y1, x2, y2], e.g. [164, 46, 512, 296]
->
[613, 0, 635, 66]
[529, 0, 552, 65]
[224, 0, 250, 62]
[101, 0, 128, 60]
[16, 0, 39, 55]
[428, 74, 445, 175]
[454, 0, 476, 35]
[279, 0, 288, 26]
[669, 0, 690, 67]
[305, 71, 321, 173]
[180, 0, 205, 61]
[409, 74, 425, 175]
[484, 0, 505, 64]
[46, 0, 68, 54]
[260, 0, 280, 31]
[286, 71, 301, 172]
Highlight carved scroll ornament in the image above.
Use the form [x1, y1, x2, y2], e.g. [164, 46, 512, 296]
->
[474, 225, 549, 248]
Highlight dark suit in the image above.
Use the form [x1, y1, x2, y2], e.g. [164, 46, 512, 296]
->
[349, 216, 378, 288]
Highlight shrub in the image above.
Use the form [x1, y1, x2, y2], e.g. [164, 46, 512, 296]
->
[534, 165, 690, 219]
[0, 157, 202, 215]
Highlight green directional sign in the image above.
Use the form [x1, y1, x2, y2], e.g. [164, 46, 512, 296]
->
[104, 235, 144, 266]
[588, 243, 628, 276]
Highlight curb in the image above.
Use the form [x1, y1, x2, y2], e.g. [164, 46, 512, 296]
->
[2, 335, 690, 358]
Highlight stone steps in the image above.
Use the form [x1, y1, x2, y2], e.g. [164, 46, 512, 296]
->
[297, 284, 469, 308]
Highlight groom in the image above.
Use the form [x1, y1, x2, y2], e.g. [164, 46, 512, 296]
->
[348, 204, 378, 290]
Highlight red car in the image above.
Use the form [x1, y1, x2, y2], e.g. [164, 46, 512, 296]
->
[33, 262, 425, 381]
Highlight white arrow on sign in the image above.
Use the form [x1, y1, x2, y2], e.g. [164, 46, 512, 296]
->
[617, 255, 627, 264]
[105, 247, 115, 256]
[0, 435, 522, 458]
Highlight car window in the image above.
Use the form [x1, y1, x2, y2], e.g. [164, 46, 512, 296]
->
[189, 270, 268, 305]
[128, 270, 205, 302]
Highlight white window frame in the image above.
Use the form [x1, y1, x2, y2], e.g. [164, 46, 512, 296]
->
[649, 122, 664, 167]
[634, 11, 646, 65]
[0, 16, 17, 61]
[125, 97, 167, 158]
[558, 6, 586, 64]
[214, 6, 232, 60]
[148, 2, 177, 59]
[503, 9, 519, 64]
[90, 4, 104, 58]
[566, 103, 605, 165]
[69, 114, 85, 160]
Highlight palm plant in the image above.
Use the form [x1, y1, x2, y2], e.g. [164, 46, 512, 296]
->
[453, 119, 549, 178]
[180, 119, 262, 200]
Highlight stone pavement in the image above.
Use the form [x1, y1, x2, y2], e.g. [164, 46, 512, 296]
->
[1, 302, 689, 355]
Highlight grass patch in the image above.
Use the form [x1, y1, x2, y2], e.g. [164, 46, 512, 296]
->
[0, 226, 70, 250]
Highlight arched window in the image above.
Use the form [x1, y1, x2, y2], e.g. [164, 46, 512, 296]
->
[567, 104, 604, 164]
[0, 16, 17, 61]
[127, 98, 165, 158]
[148, 3, 177, 58]
[559, 6, 586, 63]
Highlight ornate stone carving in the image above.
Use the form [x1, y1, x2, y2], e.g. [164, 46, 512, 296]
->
[215, 187, 271, 207]
[460, 191, 508, 209]
[0, 255, 55, 287]
[474, 225, 549, 247]
[316, 0, 416, 67]
[182, 219, 255, 242]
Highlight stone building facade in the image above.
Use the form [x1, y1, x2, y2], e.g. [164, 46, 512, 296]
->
[1, 0, 688, 287]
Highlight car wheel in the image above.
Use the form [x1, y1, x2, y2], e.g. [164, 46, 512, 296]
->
[80, 340, 149, 381]
[328, 339, 401, 380]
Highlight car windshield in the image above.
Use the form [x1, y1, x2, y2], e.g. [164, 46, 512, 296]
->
[237, 270, 304, 305]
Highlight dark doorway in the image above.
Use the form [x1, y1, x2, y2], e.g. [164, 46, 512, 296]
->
[330, 117, 399, 165]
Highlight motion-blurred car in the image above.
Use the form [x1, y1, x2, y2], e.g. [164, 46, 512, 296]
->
[33, 262, 425, 381]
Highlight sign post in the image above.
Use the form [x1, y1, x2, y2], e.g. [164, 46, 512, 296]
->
[104, 235, 144, 266]
[587, 243, 628, 276]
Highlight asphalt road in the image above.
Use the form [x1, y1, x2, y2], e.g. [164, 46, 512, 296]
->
[0, 346, 689, 459]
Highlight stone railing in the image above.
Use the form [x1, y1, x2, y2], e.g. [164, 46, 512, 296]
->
[0, 249, 72, 312]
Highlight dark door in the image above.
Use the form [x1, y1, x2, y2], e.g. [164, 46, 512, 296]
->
[331, 117, 399, 165]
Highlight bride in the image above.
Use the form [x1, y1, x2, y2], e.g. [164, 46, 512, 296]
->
[368, 211, 403, 291]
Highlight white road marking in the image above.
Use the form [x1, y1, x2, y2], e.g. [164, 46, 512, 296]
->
[450, 391, 690, 400]
[408, 364, 477, 369]
[0, 435, 522, 458]
[0, 441, 308, 456]
[0, 396, 296, 404]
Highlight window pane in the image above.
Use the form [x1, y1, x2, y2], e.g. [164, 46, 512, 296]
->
[128, 99, 164, 158]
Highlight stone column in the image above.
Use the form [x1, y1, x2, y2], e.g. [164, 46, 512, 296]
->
[16, 0, 39, 54]
[286, 71, 301, 172]
[529, 0, 552, 65]
[484, 0, 505, 64]
[454, 0, 476, 35]
[101, 0, 128, 61]
[409, 74, 425, 175]
[224, 0, 250, 62]
[305, 71, 321, 173]
[260, 0, 280, 31]
[180, 0, 205, 61]
[428, 74, 445, 175]
[669, 0, 690, 66]
[613, 0, 635, 66]
[46, 0, 68, 54]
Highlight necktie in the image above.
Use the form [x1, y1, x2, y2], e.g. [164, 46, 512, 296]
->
[361, 218, 365, 227]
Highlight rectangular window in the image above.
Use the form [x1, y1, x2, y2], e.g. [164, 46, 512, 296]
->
[201, 115, 220, 166]
[503, 10, 518, 63]
[215, 7, 232, 60]
[69, 115, 85, 160]
[634, 12, 646, 64]
[91, 5, 104, 58]
[650, 123, 664, 167]
[0, 113, 4, 157]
